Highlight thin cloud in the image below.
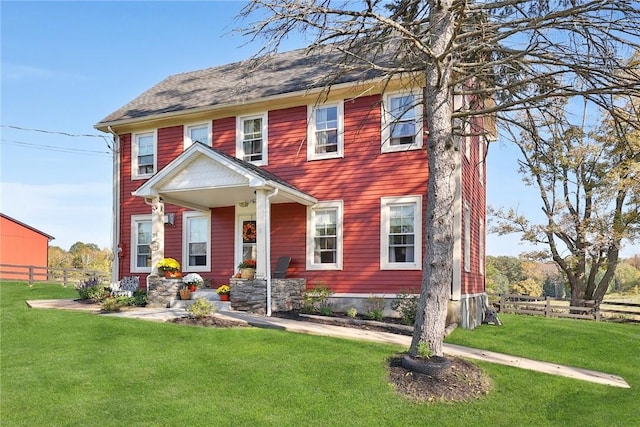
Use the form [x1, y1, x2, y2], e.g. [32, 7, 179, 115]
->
[0, 181, 112, 250]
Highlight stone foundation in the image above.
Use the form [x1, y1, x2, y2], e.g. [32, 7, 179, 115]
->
[147, 275, 183, 308]
[448, 293, 487, 329]
[230, 278, 305, 314]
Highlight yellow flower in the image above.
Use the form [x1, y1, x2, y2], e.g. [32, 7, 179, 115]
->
[216, 285, 231, 295]
[157, 258, 181, 272]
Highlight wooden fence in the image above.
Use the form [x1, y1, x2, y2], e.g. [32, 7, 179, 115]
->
[0, 263, 111, 286]
[489, 294, 640, 322]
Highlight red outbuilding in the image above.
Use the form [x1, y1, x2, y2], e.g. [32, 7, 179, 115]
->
[0, 213, 54, 281]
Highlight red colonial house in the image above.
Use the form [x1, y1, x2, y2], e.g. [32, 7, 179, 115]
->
[0, 213, 54, 281]
[95, 45, 490, 327]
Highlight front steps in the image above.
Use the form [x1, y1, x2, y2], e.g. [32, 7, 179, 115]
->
[171, 289, 231, 311]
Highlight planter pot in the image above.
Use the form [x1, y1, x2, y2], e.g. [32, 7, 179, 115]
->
[179, 289, 191, 300]
[188, 285, 197, 292]
[240, 268, 255, 279]
[164, 271, 182, 279]
[401, 355, 452, 379]
[219, 293, 230, 301]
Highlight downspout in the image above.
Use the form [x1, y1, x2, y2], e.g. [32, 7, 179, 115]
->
[265, 188, 279, 316]
[107, 126, 120, 284]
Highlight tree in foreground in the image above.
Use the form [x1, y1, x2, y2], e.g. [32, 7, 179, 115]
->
[239, 0, 640, 356]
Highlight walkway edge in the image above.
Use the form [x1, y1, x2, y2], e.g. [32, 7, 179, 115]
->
[443, 343, 630, 388]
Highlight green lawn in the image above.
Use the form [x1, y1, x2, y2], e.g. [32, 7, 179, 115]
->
[1, 282, 638, 426]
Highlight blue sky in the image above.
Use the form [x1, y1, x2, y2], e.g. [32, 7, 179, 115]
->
[1, 1, 637, 258]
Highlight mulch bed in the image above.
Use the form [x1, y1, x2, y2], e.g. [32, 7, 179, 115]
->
[388, 355, 492, 402]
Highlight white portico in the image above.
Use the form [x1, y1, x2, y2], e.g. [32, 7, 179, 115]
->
[132, 142, 316, 279]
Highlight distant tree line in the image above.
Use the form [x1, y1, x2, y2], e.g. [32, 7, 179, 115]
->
[486, 255, 640, 299]
[48, 242, 111, 274]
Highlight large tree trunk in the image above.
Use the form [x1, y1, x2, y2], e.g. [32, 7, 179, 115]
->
[409, 0, 456, 358]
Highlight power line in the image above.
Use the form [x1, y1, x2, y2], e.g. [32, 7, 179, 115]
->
[1, 124, 113, 151]
[1, 139, 112, 157]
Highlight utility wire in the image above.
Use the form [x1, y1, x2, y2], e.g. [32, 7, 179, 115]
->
[1, 139, 112, 157]
[1, 124, 113, 151]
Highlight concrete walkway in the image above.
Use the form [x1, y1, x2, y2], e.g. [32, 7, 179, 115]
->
[26, 299, 630, 388]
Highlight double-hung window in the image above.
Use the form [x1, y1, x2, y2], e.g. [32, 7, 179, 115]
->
[237, 113, 267, 165]
[132, 131, 156, 179]
[131, 215, 152, 272]
[308, 102, 343, 160]
[307, 201, 343, 270]
[183, 211, 210, 272]
[381, 92, 423, 153]
[184, 122, 211, 149]
[380, 196, 422, 270]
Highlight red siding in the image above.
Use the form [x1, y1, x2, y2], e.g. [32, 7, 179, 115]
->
[0, 216, 50, 280]
[210, 207, 235, 286]
[117, 92, 485, 297]
[460, 116, 487, 295]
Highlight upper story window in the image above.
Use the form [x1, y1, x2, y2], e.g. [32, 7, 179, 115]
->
[380, 195, 422, 270]
[308, 102, 344, 160]
[184, 122, 211, 149]
[237, 113, 268, 165]
[307, 201, 343, 270]
[183, 211, 211, 272]
[132, 131, 156, 179]
[381, 92, 423, 153]
[131, 215, 152, 273]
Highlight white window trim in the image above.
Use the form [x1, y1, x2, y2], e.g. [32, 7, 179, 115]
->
[132, 130, 157, 180]
[236, 113, 268, 166]
[130, 214, 152, 273]
[479, 219, 485, 276]
[380, 195, 422, 270]
[183, 121, 212, 150]
[464, 202, 471, 272]
[182, 211, 211, 272]
[307, 201, 343, 270]
[307, 102, 344, 161]
[381, 91, 423, 154]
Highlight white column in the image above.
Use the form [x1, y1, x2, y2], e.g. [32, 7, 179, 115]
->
[254, 189, 268, 279]
[149, 197, 165, 275]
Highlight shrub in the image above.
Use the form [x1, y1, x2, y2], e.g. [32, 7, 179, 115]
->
[319, 305, 334, 316]
[302, 284, 333, 314]
[346, 307, 358, 318]
[364, 295, 385, 321]
[131, 290, 147, 307]
[75, 276, 108, 302]
[101, 297, 123, 312]
[391, 290, 419, 325]
[188, 298, 216, 319]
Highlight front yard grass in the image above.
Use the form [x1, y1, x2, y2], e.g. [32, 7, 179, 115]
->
[1, 281, 638, 426]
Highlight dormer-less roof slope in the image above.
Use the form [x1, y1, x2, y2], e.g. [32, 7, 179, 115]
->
[96, 43, 391, 127]
[0, 213, 55, 241]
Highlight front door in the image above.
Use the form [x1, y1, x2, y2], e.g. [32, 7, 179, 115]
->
[237, 214, 257, 267]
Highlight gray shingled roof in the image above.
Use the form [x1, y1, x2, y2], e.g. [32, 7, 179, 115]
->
[96, 44, 389, 126]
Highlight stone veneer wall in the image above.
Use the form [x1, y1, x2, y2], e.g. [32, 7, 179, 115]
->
[230, 278, 305, 315]
[147, 275, 183, 308]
